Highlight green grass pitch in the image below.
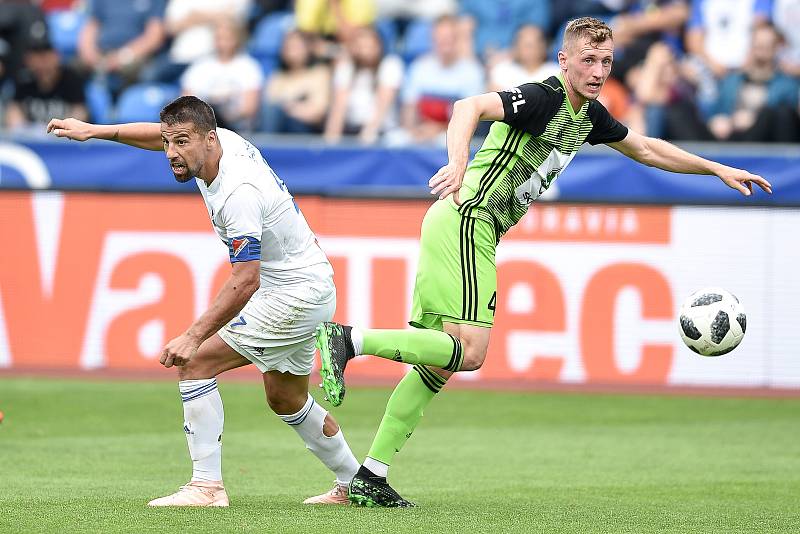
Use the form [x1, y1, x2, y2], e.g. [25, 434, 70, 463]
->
[1, 377, 798, 533]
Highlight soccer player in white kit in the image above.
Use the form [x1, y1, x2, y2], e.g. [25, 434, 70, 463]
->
[47, 96, 359, 506]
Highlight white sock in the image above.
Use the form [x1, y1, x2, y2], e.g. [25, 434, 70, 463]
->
[350, 327, 364, 355]
[364, 456, 389, 478]
[279, 394, 359, 485]
[179, 378, 224, 483]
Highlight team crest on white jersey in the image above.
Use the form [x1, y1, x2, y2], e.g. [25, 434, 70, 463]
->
[232, 237, 249, 257]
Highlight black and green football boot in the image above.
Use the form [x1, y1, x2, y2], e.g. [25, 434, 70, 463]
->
[348, 466, 415, 508]
[314, 322, 355, 407]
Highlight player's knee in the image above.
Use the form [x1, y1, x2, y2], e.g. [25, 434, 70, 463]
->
[265, 389, 286, 412]
[266, 388, 304, 415]
[178, 359, 216, 381]
[460, 347, 487, 371]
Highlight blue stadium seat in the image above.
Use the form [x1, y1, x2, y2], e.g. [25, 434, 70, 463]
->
[85, 80, 112, 124]
[249, 11, 294, 74]
[374, 18, 397, 55]
[47, 9, 87, 59]
[116, 83, 180, 123]
[401, 19, 432, 64]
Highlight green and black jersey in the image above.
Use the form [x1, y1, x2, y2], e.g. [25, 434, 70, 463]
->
[453, 75, 628, 239]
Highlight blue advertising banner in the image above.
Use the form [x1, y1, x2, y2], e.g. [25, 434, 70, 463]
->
[1, 137, 798, 205]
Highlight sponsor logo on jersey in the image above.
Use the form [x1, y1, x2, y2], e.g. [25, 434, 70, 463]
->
[516, 150, 574, 206]
[506, 87, 526, 113]
[232, 237, 249, 257]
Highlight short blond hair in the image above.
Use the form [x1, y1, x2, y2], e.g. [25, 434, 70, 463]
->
[562, 17, 613, 50]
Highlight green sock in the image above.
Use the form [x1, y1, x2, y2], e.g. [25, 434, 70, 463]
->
[367, 365, 448, 465]
[362, 329, 464, 371]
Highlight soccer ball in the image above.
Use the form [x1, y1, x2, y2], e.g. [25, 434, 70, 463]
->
[678, 288, 746, 356]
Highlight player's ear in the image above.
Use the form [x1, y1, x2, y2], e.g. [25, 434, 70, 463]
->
[557, 49, 567, 71]
[207, 129, 217, 146]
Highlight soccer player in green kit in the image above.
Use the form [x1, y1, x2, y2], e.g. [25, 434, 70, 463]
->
[316, 17, 772, 507]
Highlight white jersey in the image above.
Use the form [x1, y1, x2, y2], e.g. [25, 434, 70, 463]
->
[196, 128, 330, 289]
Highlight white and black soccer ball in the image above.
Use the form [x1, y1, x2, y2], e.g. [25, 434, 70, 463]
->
[678, 288, 746, 357]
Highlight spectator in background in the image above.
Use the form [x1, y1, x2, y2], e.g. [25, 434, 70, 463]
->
[399, 15, 484, 143]
[612, 0, 689, 48]
[707, 23, 800, 142]
[0, 0, 47, 83]
[683, 0, 771, 118]
[181, 17, 263, 131]
[459, 0, 550, 61]
[324, 26, 404, 144]
[488, 24, 559, 91]
[77, 0, 166, 95]
[5, 39, 86, 130]
[295, 0, 376, 59]
[772, 0, 800, 77]
[610, 0, 689, 81]
[261, 30, 330, 134]
[685, 0, 770, 78]
[625, 41, 709, 139]
[156, 0, 252, 82]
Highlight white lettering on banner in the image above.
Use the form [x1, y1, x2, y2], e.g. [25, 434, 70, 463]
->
[81, 271, 165, 369]
[3, 195, 796, 388]
[0, 192, 63, 367]
[80, 232, 227, 368]
[614, 287, 674, 373]
[0, 142, 52, 188]
[317, 236, 420, 329]
[32, 192, 64, 298]
[505, 283, 573, 374]
[497, 242, 675, 383]
[517, 206, 643, 237]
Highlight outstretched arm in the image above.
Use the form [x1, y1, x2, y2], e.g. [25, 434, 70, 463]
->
[608, 128, 772, 196]
[47, 117, 164, 151]
[429, 92, 505, 200]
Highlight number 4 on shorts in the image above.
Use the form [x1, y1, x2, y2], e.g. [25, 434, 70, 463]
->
[488, 292, 496, 315]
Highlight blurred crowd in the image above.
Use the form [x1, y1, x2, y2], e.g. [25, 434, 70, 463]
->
[2, 0, 800, 144]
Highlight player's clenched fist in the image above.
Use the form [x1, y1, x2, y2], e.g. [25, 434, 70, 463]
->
[47, 117, 95, 141]
[160, 334, 201, 368]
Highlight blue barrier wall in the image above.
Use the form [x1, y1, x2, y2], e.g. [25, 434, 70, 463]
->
[2, 137, 798, 205]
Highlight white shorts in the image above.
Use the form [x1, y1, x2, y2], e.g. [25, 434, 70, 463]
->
[217, 279, 335, 376]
